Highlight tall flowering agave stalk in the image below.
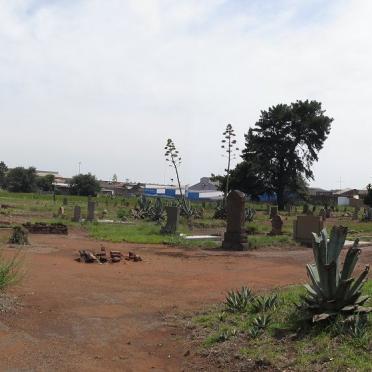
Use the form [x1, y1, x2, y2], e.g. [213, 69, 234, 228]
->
[302, 226, 371, 322]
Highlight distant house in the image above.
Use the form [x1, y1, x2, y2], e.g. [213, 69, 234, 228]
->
[188, 177, 218, 192]
[98, 181, 144, 197]
[36, 170, 59, 178]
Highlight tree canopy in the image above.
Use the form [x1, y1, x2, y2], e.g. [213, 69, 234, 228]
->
[242, 100, 332, 209]
[5, 167, 38, 193]
[36, 174, 55, 192]
[69, 173, 101, 196]
[0, 161, 8, 188]
[212, 161, 265, 199]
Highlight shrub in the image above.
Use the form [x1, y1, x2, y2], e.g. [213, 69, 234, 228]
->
[8, 226, 29, 245]
[0, 251, 23, 291]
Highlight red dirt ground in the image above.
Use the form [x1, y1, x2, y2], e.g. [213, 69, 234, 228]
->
[0, 229, 371, 371]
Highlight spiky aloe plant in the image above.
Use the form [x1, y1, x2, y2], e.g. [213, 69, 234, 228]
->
[245, 208, 256, 223]
[225, 286, 254, 313]
[302, 226, 371, 322]
[150, 198, 164, 223]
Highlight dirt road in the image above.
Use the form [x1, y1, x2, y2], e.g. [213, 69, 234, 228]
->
[0, 230, 370, 371]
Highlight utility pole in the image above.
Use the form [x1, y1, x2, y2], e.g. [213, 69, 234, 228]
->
[78, 161, 81, 175]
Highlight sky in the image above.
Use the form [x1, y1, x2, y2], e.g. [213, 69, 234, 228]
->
[1, 0, 371, 189]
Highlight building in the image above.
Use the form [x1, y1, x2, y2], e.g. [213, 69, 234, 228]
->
[188, 177, 218, 192]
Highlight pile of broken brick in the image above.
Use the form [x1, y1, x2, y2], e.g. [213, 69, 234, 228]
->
[78, 246, 142, 264]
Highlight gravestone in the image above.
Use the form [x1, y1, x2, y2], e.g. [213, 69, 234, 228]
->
[303, 204, 309, 215]
[364, 208, 372, 221]
[268, 214, 283, 235]
[352, 207, 360, 221]
[319, 208, 326, 221]
[58, 206, 65, 217]
[222, 190, 248, 251]
[161, 206, 180, 234]
[325, 207, 331, 219]
[285, 204, 292, 215]
[269, 206, 278, 219]
[293, 215, 324, 246]
[63, 197, 68, 206]
[72, 205, 81, 222]
[87, 201, 96, 221]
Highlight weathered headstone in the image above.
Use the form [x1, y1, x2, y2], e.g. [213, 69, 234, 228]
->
[269, 206, 278, 219]
[268, 214, 283, 236]
[222, 190, 248, 251]
[325, 207, 331, 219]
[285, 204, 292, 215]
[352, 207, 360, 221]
[364, 208, 372, 221]
[58, 206, 65, 217]
[319, 208, 326, 221]
[72, 205, 81, 222]
[293, 215, 324, 246]
[63, 197, 68, 206]
[87, 201, 96, 221]
[161, 206, 180, 234]
[302, 204, 309, 214]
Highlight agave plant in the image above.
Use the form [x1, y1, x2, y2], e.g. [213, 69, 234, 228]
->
[213, 201, 226, 220]
[245, 208, 256, 223]
[225, 286, 254, 313]
[132, 195, 154, 219]
[149, 198, 164, 223]
[301, 226, 371, 323]
[251, 294, 279, 313]
[343, 313, 368, 338]
[252, 314, 272, 329]
[248, 326, 262, 339]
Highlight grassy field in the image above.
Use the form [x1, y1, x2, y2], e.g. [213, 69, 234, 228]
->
[1, 190, 372, 249]
[192, 281, 372, 371]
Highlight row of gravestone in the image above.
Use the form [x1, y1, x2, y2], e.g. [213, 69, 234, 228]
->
[221, 190, 349, 250]
[68, 202, 95, 222]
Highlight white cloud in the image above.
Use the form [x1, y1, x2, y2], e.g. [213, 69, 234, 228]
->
[0, 0, 371, 188]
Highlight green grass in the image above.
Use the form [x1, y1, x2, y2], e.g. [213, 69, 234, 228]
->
[3, 190, 372, 249]
[86, 221, 220, 248]
[0, 250, 23, 291]
[193, 282, 372, 371]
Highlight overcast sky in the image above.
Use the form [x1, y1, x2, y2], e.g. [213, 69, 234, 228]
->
[1, 0, 371, 189]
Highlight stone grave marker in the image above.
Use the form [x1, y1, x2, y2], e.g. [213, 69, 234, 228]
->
[319, 208, 326, 221]
[222, 190, 248, 251]
[87, 201, 96, 222]
[293, 215, 324, 246]
[63, 197, 68, 206]
[269, 206, 278, 219]
[58, 206, 65, 218]
[72, 205, 81, 222]
[161, 206, 180, 234]
[268, 214, 283, 235]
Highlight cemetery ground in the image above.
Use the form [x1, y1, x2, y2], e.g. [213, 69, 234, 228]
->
[0, 191, 371, 371]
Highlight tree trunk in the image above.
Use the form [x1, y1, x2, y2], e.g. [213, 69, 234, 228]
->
[277, 187, 285, 211]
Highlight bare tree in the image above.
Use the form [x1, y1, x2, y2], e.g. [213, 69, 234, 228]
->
[221, 124, 239, 199]
[164, 139, 186, 209]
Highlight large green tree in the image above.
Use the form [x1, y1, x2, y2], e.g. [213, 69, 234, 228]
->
[5, 167, 37, 193]
[36, 174, 55, 192]
[242, 100, 333, 210]
[212, 161, 265, 199]
[0, 161, 8, 188]
[69, 173, 101, 196]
